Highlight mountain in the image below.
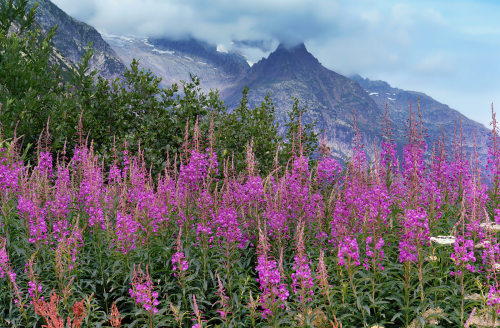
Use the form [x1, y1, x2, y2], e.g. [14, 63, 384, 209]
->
[26, 0, 125, 78]
[148, 38, 249, 77]
[104, 35, 249, 90]
[351, 75, 490, 162]
[222, 43, 384, 158]
[27, 0, 488, 162]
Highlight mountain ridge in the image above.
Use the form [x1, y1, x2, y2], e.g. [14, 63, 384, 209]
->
[26, 0, 490, 162]
[26, 0, 125, 78]
[352, 74, 490, 162]
[222, 42, 384, 158]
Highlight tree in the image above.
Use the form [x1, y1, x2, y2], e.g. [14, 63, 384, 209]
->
[280, 97, 319, 166]
[0, 0, 72, 153]
[216, 87, 282, 175]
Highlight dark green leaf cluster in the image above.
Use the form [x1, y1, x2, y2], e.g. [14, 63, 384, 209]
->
[0, 0, 319, 175]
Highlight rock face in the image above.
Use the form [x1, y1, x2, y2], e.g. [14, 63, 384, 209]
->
[104, 35, 249, 90]
[352, 75, 490, 163]
[148, 38, 250, 77]
[221, 43, 384, 158]
[27, 0, 125, 78]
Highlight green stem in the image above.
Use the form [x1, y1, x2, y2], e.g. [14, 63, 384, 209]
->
[348, 265, 366, 327]
[95, 231, 109, 313]
[404, 262, 411, 327]
[418, 260, 424, 303]
[460, 272, 465, 327]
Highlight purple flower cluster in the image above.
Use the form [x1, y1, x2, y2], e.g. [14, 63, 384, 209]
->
[17, 195, 48, 244]
[398, 208, 429, 263]
[365, 236, 385, 271]
[213, 207, 244, 247]
[486, 285, 500, 314]
[488, 284, 500, 313]
[316, 157, 342, 185]
[115, 210, 141, 254]
[0, 238, 22, 306]
[255, 255, 289, 318]
[0, 238, 10, 280]
[338, 236, 360, 268]
[291, 254, 314, 301]
[78, 151, 105, 229]
[35, 151, 53, 178]
[50, 165, 72, 241]
[24, 258, 43, 302]
[129, 266, 159, 314]
[0, 152, 21, 196]
[179, 150, 209, 193]
[450, 236, 476, 275]
[172, 251, 189, 274]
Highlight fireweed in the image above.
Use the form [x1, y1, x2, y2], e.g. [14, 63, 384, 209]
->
[255, 227, 289, 321]
[3, 110, 500, 327]
[129, 265, 159, 315]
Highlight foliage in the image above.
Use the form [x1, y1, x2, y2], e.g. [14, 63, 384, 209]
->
[281, 97, 319, 165]
[0, 0, 314, 176]
[0, 104, 499, 328]
[216, 87, 282, 175]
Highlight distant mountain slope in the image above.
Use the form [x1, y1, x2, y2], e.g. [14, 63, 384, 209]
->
[352, 75, 490, 162]
[104, 35, 249, 90]
[221, 43, 384, 158]
[149, 38, 250, 77]
[27, 0, 125, 78]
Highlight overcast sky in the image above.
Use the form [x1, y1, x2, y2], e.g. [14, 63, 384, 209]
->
[52, 0, 500, 128]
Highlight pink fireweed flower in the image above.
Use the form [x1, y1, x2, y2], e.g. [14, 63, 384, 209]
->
[129, 265, 159, 314]
[114, 210, 141, 254]
[265, 209, 289, 240]
[179, 150, 209, 193]
[291, 254, 314, 301]
[487, 284, 500, 313]
[0, 237, 10, 279]
[172, 227, 189, 277]
[25, 257, 43, 302]
[338, 236, 361, 268]
[35, 151, 53, 178]
[216, 273, 230, 320]
[0, 237, 23, 306]
[451, 236, 476, 274]
[78, 161, 106, 230]
[316, 157, 342, 185]
[192, 294, 205, 327]
[398, 208, 429, 263]
[172, 251, 189, 275]
[365, 236, 385, 271]
[255, 255, 289, 318]
[213, 207, 244, 247]
[481, 238, 500, 272]
[0, 153, 21, 197]
[195, 223, 213, 246]
[17, 195, 48, 244]
[50, 165, 72, 241]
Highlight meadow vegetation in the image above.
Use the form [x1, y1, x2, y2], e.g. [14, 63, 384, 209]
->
[2, 1, 500, 328]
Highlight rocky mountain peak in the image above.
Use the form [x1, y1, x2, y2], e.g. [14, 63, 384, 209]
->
[245, 42, 324, 84]
[26, 0, 125, 78]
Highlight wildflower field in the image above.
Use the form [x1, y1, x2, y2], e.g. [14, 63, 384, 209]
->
[2, 109, 500, 328]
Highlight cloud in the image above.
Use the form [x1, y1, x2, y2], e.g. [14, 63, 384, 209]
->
[52, 0, 342, 46]
[413, 51, 455, 75]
